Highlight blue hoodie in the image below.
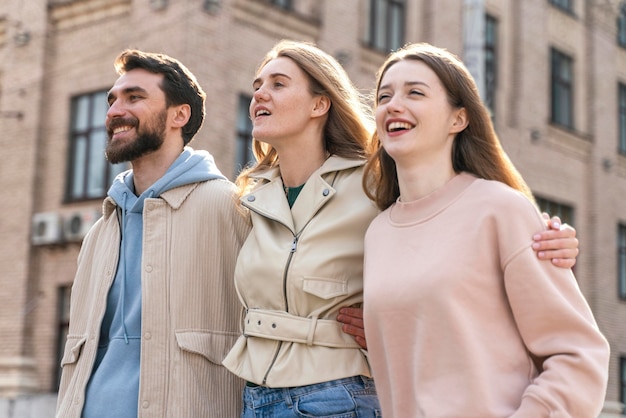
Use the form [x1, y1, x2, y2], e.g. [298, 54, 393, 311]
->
[82, 148, 226, 418]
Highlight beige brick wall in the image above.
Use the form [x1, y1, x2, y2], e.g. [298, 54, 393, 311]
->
[0, 0, 624, 415]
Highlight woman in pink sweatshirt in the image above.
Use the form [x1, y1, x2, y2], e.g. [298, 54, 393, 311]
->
[362, 43, 610, 417]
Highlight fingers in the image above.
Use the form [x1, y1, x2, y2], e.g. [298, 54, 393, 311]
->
[547, 257, 576, 269]
[533, 221, 577, 249]
[543, 213, 561, 230]
[337, 307, 367, 349]
[535, 247, 579, 268]
[337, 307, 364, 324]
[542, 213, 561, 229]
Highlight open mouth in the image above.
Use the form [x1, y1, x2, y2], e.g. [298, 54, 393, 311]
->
[387, 121, 414, 132]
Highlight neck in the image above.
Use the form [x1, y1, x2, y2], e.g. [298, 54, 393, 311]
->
[130, 137, 184, 195]
[395, 154, 456, 202]
[273, 126, 327, 187]
[278, 145, 327, 187]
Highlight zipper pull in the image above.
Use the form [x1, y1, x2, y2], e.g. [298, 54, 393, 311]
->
[291, 236, 298, 253]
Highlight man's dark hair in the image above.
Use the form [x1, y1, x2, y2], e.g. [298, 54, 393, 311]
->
[114, 49, 206, 145]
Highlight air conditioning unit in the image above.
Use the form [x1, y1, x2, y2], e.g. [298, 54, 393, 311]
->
[32, 212, 63, 246]
[63, 209, 101, 243]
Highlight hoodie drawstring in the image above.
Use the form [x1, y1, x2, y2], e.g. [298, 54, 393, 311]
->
[118, 191, 130, 344]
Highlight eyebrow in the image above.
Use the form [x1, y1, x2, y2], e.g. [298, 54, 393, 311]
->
[252, 72, 292, 87]
[379, 80, 430, 91]
[107, 86, 149, 104]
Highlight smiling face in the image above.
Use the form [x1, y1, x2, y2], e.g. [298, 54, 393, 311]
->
[375, 59, 466, 167]
[105, 68, 169, 164]
[249, 56, 323, 149]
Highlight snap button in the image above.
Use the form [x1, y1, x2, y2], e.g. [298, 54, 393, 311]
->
[247, 195, 256, 202]
[322, 189, 330, 196]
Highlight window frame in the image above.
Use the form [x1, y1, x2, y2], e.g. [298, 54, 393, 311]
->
[234, 94, 255, 178]
[53, 285, 71, 390]
[65, 90, 127, 202]
[619, 3, 626, 48]
[367, 0, 406, 53]
[535, 196, 575, 227]
[549, 0, 573, 14]
[485, 14, 498, 119]
[268, 0, 293, 11]
[617, 223, 626, 301]
[619, 83, 626, 155]
[550, 48, 574, 129]
[620, 356, 626, 411]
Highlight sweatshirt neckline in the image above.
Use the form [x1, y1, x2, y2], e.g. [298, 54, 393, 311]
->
[388, 172, 476, 225]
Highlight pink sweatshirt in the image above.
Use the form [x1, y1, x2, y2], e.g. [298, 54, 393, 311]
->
[364, 173, 609, 418]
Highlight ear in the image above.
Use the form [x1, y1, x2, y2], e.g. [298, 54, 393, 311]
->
[450, 107, 468, 134]
[311, 95, 331, 118]
[171, 104, 191, 128]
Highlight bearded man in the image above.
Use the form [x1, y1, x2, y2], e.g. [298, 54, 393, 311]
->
[56, 50, 250, 418]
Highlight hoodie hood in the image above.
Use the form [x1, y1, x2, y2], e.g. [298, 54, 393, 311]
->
[108, 146, 226, 212]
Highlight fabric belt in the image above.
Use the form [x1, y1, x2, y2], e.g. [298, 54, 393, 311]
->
[243, 309, 361, 349]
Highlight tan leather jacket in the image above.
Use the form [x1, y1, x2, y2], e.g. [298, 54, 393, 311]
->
[56, 179, 250, 417]
[223, 156, 379, 387]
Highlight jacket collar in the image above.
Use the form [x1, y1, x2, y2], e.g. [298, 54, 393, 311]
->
[242, 155, 365, 233]
[251, 155, 365, 183]
[103, 182, 200, 217]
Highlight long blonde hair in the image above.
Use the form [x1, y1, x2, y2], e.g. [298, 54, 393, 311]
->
[236, 40, 374, 196]
[363, 43, 534, 210]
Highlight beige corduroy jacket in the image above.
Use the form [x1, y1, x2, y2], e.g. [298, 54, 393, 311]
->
[56, 179, 251, 418]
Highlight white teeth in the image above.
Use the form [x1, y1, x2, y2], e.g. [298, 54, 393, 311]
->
[255, 109, 270, 117]
[387, 122, 413, 132]
[113, 126, 132, 134]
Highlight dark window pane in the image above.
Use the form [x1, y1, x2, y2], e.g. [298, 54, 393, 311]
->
[550, 49, 574, 128]
[66, 91, 127, 201]
[235, 94, 255, 177]
[619, 224, 626, 299]
[485, 15, 498, 118]
[617, 84, 626, 155]
[368, 0, 405, 52]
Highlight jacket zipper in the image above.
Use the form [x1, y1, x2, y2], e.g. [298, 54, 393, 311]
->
[262, 235, 298, 385]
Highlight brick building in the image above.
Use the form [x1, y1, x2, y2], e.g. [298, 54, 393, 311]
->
[0, 0, 625, 416]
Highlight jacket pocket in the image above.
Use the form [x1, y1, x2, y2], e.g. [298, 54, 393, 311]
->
[303, 276, 349, 299]
[175, 330, 239, 365]
[60, 336, 87, 367]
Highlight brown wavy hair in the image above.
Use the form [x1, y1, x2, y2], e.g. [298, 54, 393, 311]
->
[363, 43, 534, 211]
[236, 40, 374, 196]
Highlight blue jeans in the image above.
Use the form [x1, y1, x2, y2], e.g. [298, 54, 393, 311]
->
[241, 375, 381, 417]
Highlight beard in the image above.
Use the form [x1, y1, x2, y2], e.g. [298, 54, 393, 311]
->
[105, 109, 168, 164]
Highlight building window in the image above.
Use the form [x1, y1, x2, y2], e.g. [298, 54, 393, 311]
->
[66, 90, 126, 201]
[619, 224, 626, 299]
[367, 0, 405, 52]
[235, 94, 255, 177]
[617, 83, 626, 155]
[621, 356, 626, 409]
[536, 197, 575, 226]
[549, 0, 572, 13]
[54, 285, 71, 390]
[485, 14, 498, 118]
[619, 3, 626, 47]
[269, 0, 293, 10]
[550, 48, 574, 129]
